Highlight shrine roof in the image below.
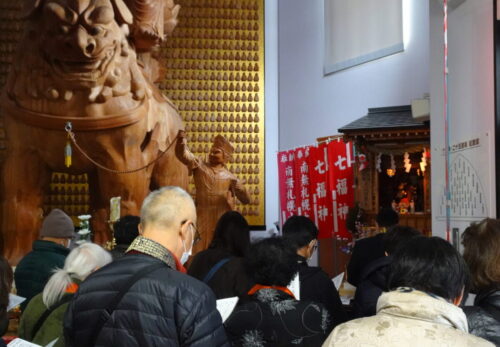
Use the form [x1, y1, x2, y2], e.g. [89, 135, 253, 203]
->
[338, 105, 429, 133]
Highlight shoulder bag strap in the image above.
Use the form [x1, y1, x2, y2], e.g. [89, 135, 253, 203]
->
[89, 262, 165, 346]
[31, 294, 74, 339]
[202, 257, 231, 283]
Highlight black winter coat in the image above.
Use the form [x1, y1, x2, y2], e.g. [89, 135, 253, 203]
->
[352, 256, 391, 318]
[464, 288, 500, 346]
[64, 253, 229, 347]
[346, 233, 385, 287]
[15, 240, 69, 311]
[224, 288, 332, 346]
[188, 248, 254, 299]
[297, 257, 347, 327]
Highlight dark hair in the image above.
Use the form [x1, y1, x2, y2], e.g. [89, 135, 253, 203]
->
[376, 208, 399, 228]
[246, 237, 299, 287]
[383, 226, 421, 255]
[388, 236, 469, 301]
[0, 256, 12, 335]
[282, 215, 318, 250]
[113, 215, 140, 245]
[210, 211, 250, 257]
[462, 218, 500, 291]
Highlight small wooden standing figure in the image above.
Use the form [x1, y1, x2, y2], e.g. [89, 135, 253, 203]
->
[176, 130, 250, 254]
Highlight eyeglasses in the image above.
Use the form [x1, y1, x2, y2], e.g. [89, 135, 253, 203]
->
[182, 220, 201, 245]
[191, 223, 201, 245]
[311, 240, 318, 251]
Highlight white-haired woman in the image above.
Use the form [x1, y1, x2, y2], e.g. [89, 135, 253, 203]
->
[18, 243, 112, 347]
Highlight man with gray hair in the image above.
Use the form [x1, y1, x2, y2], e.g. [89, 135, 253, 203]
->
[64, 186, 229, 346]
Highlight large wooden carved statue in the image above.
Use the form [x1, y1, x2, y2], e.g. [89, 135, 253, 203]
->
[1, 0, 187, 262]
[176, 130, 250, 254]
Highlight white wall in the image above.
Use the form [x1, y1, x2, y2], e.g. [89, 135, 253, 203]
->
[429, 0, 496, 241]
[278, 0, 430, 150]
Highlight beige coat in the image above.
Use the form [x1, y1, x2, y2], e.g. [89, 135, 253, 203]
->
[323, 288, 494, 347]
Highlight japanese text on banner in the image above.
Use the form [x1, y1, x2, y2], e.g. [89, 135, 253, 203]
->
[309, 143, 333, 239]
[277, 150, 297, 225]
[293, 146, 313, 219]
[327, 140, 355, 240]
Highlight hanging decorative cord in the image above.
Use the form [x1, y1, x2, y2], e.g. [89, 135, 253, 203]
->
[64, 122, 179, 174]
[443, 0, 451, 241]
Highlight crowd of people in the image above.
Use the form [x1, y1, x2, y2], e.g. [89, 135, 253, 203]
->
[0, 187, 498, 346]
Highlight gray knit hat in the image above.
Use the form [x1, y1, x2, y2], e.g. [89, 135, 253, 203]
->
[40, 209, 75, 238]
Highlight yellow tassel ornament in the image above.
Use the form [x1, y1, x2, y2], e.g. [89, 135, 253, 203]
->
[64, 122, 72, 167]
[65, 139, 72, 167]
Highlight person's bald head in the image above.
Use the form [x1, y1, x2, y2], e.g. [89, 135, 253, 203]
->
[140, 186, 196, 233]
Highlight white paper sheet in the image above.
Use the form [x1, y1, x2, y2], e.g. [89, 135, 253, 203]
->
[340, 296, 352, 305]
[216, 296, 238, 322]
[339, 280, 356, 305]
[331, 272, 344, 290]
[287, 272, 300, 300]
[44, 338, 58, 347]
[7, 338, 41, 347]
[8, 294, 25, 311]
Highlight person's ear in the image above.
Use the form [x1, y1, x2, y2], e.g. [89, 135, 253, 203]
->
[452, 287, 465, 306]
[138, 223, 144, 235]
[307, 239, 317, 258]
[180, 219, 193, 239]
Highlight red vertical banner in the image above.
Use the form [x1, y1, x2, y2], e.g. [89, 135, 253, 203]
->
[309, 143, 333, 239]
[327, 139, 355, 240]
[293, 146, 313, 219]
[277, 150, 297, 226]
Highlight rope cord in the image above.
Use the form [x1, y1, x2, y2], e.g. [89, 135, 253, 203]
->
[65, 124, 179, 174]
[443, 0, 451, 241]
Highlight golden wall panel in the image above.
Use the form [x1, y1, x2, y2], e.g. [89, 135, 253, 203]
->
[161, 0, 265, 226]
[45, 173, 91, 224]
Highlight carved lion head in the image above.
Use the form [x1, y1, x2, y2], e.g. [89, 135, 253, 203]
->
[32, 0, 131, 88]
[6, 0, 151, 107]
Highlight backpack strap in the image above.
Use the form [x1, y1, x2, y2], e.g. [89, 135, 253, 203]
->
[31, 294, 74, 339]
[89, 262, 165, 346]
[203, 257, 231, 283]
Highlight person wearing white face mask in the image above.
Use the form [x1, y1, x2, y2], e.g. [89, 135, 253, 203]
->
[180, 223, 199, 265]
[64, 186, 229, 347]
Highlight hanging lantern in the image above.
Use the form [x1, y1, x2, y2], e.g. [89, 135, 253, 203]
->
[376, 153, 382, 173]
[358, 153, 368, 171]
[404, 152, 411, 173]
[386, 168, 396, 177]
[420, 148, 428, 172]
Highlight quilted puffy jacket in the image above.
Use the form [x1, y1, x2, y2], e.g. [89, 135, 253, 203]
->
[63, 253, 229, 347]
[464, 289, 500, 346]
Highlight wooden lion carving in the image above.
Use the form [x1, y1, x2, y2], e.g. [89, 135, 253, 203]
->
[1, 0, 187, 263]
